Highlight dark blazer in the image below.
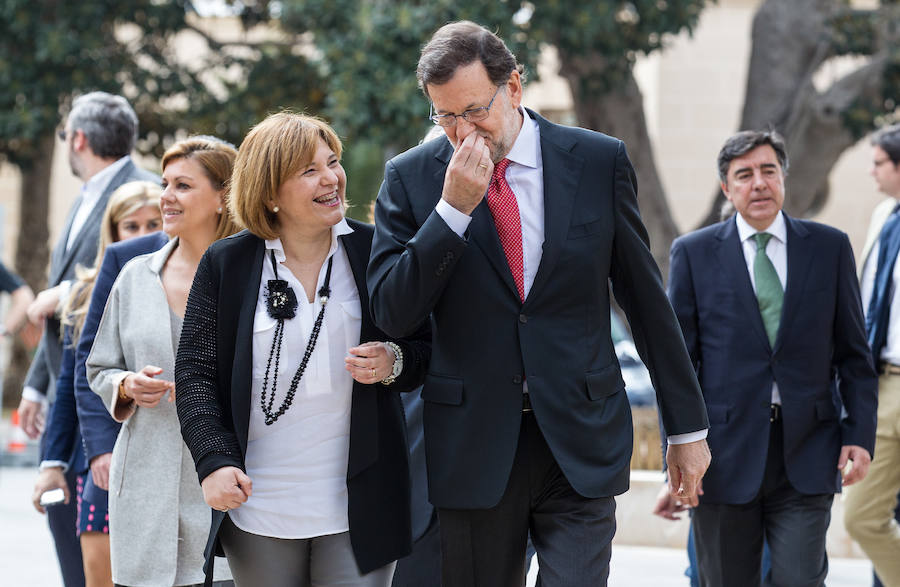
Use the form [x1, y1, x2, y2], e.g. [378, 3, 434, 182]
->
[667, 214, 878, 504]
[26, 159, 158, 402]
[175, 220, 430, 577]
[41, 327, 88, 473]
[367, 109, 709, 510]
[72, 231, 170, 464]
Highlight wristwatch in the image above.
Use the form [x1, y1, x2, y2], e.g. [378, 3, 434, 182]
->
[380, 342, 404, 385]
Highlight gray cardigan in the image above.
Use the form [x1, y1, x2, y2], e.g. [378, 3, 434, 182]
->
[87, 238, 232, 586]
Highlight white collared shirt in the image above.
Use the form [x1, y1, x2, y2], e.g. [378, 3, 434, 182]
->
[435, 108, 705, 445]
[66, 156, 131, 252]
[229, 219, 360, 539]
[735, 211, 788, 404]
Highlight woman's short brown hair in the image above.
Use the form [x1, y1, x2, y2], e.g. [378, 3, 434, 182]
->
[231, 112, 343, 240]
[161, 136, 242, 240]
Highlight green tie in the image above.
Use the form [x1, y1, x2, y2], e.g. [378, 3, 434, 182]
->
[753, 232, 783, 347]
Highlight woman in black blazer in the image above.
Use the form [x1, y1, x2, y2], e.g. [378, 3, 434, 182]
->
[175, 112, 429, 587]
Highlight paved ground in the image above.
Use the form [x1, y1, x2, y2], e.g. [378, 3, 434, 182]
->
[0, 465, 874, 586]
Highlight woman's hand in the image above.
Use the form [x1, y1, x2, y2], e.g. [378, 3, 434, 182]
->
[201, 466, 253, 512]
[345, 341, 395, 384]
[120, 365, 175, 408]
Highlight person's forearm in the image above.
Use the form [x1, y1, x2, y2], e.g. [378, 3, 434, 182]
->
[4, 285, 34, 334]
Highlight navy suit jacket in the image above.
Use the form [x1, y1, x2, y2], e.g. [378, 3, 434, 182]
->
[72, 231, 170, 463]
[368, 109, 709, 509]
[667, 214, 878, 504]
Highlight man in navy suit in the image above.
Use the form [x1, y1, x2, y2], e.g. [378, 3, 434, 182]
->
[368, 21, 710, 586]
[662, 130, 878, 586]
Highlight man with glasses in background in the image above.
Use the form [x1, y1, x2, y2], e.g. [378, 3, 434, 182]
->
[20, 91, 157, 587]
[368, 21, 710, 586]
[846, 123, 900, 587]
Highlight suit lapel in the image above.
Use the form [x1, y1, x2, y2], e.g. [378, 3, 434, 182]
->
[527, 114, 582, 304]
[714, 218, 772, 351]
[775, 216, 812, 353]
[469, 199, 521, 300]
[49, 192, 83, 284]
[231, 238, 265, 457]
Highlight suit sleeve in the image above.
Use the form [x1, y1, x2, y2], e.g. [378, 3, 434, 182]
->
[667, 239, 700, 371]
[23, 336, 50, 396]
[175, 252, 243, 482]
[367, 161, 468, 338]
[41, 328, 79, 463]
[75, 247, 124, 461]
[607, 141, 708, 437]
[85, 278, 132, 423]
[832, 233, 878, 453]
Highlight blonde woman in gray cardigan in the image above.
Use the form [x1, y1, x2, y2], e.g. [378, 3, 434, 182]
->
[86, 137, 240, 587]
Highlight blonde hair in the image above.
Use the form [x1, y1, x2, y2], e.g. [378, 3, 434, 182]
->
[162, 136, 242, 240]
[62, 181, 163, 343]
[230, 112, 343, 240]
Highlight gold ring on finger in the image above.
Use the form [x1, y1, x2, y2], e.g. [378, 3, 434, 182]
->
[372, 368, 377, 378]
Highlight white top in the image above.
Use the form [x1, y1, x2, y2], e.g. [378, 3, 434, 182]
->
[229, 219, 360, 539]
[436, 108, 706, 445]
[735, 211, 787, 404]
[66, 155, 131, 251]
[860, 211, 900, 364]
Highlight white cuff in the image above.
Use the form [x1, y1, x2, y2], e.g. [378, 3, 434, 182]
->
[667, 429, 708, 445]
[55, 280, 73, 315]
[22, 386, 47, 403]
[435, 198, 472, 237]
[39, 460, 69, 473]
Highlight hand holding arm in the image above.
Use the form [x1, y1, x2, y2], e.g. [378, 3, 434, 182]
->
[346, 341, 396, 384]
[27, 285, 63, 325]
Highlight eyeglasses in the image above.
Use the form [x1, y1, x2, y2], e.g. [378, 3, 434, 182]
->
[429, 85, 503, 128]
[57, 129, 67, 142]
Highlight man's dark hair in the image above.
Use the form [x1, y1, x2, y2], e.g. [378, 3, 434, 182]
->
[872, 123, 900, 165]
[417, 21, 523, 96]
[67, 91, 138, 159]
[717, 130, 789, 183]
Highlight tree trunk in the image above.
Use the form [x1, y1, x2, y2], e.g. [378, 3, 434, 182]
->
[3, 135, 53, 410]
[557, 51, 679, 277]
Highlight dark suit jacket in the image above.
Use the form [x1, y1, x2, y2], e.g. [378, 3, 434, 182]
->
[41, 327, 88, 473]
[667, 214, 878, 504]
[175, 221, 430, 576]
[26, 159, 158, 402]
[367, 109, 708, 510]
[71, 231, 170, 464]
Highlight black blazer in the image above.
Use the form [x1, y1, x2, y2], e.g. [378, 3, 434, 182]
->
[667, 214, 877, 503]
[175, 220, 430, 576]
[368, 109, 709, 509]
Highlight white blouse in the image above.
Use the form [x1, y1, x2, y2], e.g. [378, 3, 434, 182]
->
[229, 219, 361, 539]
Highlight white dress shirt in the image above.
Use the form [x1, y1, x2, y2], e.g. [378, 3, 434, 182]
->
[229, 219, 360, 539]
[435, 107, 705, 445]
[66, 156, 131, 251]
[735, 211, 788, 404]
[860, 214, 900, 364]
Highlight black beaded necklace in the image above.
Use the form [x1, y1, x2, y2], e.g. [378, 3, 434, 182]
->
[260, 249, 333, 426]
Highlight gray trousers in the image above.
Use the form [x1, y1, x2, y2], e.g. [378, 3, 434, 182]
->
[219, 517, 396, 587]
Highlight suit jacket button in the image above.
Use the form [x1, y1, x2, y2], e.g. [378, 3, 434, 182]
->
[512, 375, 523, 384]
[519, 314, 528, 324]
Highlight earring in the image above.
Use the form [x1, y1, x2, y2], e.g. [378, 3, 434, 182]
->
[273, 205, 280, 213]
[217, 207, 222, 213]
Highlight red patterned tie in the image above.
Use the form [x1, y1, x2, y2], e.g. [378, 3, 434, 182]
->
[486, 158, 525, 301]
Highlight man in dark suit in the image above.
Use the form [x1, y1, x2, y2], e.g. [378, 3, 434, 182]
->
[662, 130, 878, 586]
[18, 91, 157, 587]
[367, 21, 710, 586]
